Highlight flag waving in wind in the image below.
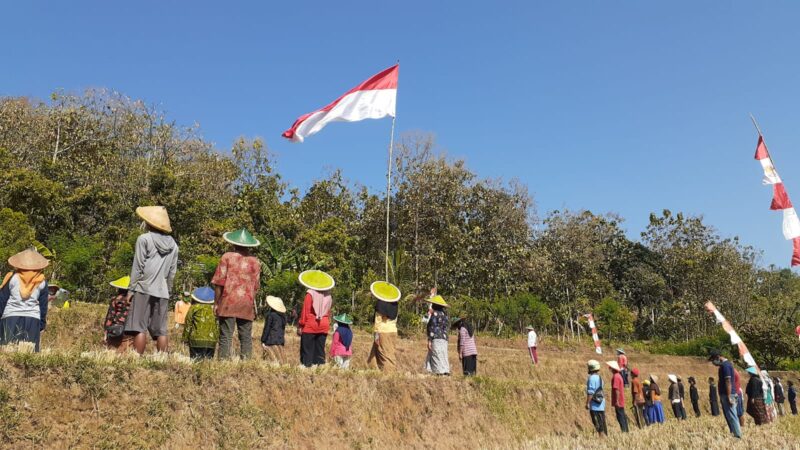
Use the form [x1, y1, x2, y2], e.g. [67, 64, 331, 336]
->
[282, 64, 398, 143]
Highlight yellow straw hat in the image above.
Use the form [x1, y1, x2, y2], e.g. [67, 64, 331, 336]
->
[298, 270, 335, 291]
[109, 276, 130, 289]
[266, 295, 286, 313]
[136, 206, 172, 233]
[426, 295, 448, 308]
[370, 281, 401, 303]
[8, 249, 49, 271]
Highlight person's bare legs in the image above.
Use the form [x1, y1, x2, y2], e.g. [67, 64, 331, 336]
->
[155, 335, 168, 352]
[133, 332, 147, 354]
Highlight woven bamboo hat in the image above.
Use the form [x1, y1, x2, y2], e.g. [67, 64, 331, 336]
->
[266, 295, 286, 313]
[8, 249, 49, 271]
[223, 228, 261, 247]
[370, 281, 401, 303]
[606, 361, 621, 372]
[298, 270, 335, 291]
[136, 206, 172, 233]
[333, 313, 353, 325]
[109, 276, 130, 289]
[426, 295, 448, 308]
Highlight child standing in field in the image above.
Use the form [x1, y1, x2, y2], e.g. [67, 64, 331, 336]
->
[330, 314, 353, 369]
[688, 377, 701, 417]
[642, 379, 653, 426]
[708, 377, 720, 416]
[788, 380, 798, 415]
[174, 291, 191, 330]
[103, 276, 133, 352]
[182, 287, 219, 360]
[260, 296, 287, 364]
[454, 318, 478, 376]
[526, 325, 538, 365]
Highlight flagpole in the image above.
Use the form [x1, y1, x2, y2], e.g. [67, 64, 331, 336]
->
[385, 115, 397, 281]
[750, 113, 764, 137]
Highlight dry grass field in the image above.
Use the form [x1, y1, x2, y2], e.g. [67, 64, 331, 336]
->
[0, 302, 798, 449]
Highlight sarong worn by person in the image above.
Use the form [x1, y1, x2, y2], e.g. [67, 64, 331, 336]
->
[330, 314, 353, 369]
[367, 281, 401, 372]
[182, 287, 219, 360]
[424, 295, 450, 375]
[745, 366, 769, 425]
[103, 276, 133, 352]
[0, 249, 50, 352]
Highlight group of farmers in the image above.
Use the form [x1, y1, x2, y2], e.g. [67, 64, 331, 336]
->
[585, 348, 799, 438]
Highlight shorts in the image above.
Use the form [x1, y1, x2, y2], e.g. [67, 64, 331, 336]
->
[123, 292, 168, 337]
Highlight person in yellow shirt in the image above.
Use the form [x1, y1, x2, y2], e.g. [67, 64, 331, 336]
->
[367, 281, 401, 372]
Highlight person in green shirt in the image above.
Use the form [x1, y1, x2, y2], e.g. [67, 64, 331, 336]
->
[182, 287, 219, 360]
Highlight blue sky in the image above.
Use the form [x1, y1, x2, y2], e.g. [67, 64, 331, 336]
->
[3, 1, 800, 268]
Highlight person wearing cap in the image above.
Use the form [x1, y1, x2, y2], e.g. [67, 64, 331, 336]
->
[212, 229, 261, 360]
[668, 374, 685, 420]
[174, 291, 191, 330]
[745, 366, 768, 425]
[125, 206, 179, 354]
[775, 376, 786, 416]
[367, 281, 401, 372]
[708, 349, 742, 438]
[646, 375, 665, 424]
[526, 326, 538, 365]
[688, 376, 701, 418]
[607, 360, 629, 432]
[615, 349, 628, 386]
[103, 276, 133, 352]
[330, 314, 354, 369]
[424, 294, 450, 375]
[630, 368, 646, 428]
[0, 249, 50, 352]
[585, 359, 607, 436]
[453, 317, 478, 376]
[297, 270, 335, 367]
[182, 287, 219, 360]
[261, 296, 287, 364]
[708, 377, 721, 416]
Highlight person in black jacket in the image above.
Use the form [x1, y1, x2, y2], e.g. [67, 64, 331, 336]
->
[708, 377, 721, 416]
[677, 376, 688, 419]
[788, 380, 798, 415]
[688, 377, 701, 417]
[261, 296, 287, 364]
[774, 377, 786, 416]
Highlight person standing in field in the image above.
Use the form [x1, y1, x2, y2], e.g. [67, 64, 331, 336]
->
[585, 360, 607, 436]
[124, 206, 179, 355]
[761, 370, 776, 422]
[297, 270, 335, 367]
[668, 375, 685, 420]
[173, 291, 191, 330]
[526, 325, 538, 365]
[0, 249, 51, 352]
[734, 367, 745, 428]
[688, 377, 701, 417]
[454, 317, 478, 376]
[630, 368, 647, 428]
[708, 349, 742, 438]
[330, 314, 353, 369]
[642, 379, 653, 425]
[788, 380, 798, 415]
[367, 281, 400, 372]
[424, 295, 450, 375]
[616, 349, 628, 386]
[647, 375, 665, 424]
[182, 287, 219, 360]
[677, 376, 688, 419]
[260, 296, 287, 364]
[212, 229, 261, 360]
[709, 377, 721, 416]
[745, 366, 769, 425]
[606, 361, 629, 432]
[774, 377, 786, 416]
[103, 276, 133, 352]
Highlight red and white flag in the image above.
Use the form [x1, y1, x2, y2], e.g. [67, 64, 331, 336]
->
[282, 65, 398, 143]
[584, 313, 602, 354]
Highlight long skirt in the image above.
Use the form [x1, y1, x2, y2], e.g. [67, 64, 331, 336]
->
[748, 398, 769, 425]
[425, 338, 450, 375]
[368, 332, 397, 372]
[646, 401, 665, 424]
[0, 316, 42, 352]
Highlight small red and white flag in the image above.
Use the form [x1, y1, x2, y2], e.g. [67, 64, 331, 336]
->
[282, 64, 398, 143]
[584, 313, 602, 354]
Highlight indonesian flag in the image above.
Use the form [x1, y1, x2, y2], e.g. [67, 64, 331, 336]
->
[282, 64, 398, 143]
[784, 208, 800, 239]
[755, 136, 782, 184]
[793, 238, 800, 266]
[771, 183, 793, 210]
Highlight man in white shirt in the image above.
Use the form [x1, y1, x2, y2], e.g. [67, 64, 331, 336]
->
[526, 325, 538, 365]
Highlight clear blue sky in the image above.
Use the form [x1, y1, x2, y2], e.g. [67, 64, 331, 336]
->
[3, 2, 800, 268]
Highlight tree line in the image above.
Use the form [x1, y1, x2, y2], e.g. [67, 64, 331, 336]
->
[1, 90, 798, 366]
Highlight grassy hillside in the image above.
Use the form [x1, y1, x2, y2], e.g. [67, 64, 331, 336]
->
[0, 303, 798, 449]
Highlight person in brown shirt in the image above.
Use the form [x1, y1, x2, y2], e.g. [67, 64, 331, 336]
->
[630, 368, 647, 428]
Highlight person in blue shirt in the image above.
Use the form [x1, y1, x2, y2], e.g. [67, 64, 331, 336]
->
[585, 359, 607, 436]
[708, 349, 742, 439]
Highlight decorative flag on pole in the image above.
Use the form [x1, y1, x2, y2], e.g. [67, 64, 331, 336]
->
[751, 120, 800, 266]
[705, 302, 759, 370]
[584, 313, 602, 354]
[282, 64, 399, 143]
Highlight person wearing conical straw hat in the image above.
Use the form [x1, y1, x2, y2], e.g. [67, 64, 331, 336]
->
[103, 276, 134, 352]
[647, 374, 665, 425]
[297, 270, 334, 367]
[424, 294, 450, 375]
[212, 228, 262, 360]
[260, 296, 287, 365]
[367, 281, 401, 372]
[330, 313, 354, 369]
[0, 249, 50, 352]
[606, 361, 629, 432]
[124, 206, 179, 355]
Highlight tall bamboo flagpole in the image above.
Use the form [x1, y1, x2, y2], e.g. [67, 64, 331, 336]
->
[385, 62, 399, 281]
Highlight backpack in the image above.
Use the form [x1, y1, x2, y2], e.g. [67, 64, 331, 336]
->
[591, 375, 605, 403]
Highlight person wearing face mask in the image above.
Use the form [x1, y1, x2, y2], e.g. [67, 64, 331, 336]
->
[708, 349, 742, 439]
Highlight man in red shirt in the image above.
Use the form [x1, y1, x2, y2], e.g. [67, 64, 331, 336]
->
[607, 360, 629, 432]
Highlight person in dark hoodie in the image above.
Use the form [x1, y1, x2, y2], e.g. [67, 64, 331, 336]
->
[709, 377, 720, 416]
[261, 296, 287, 364]
[677, 376, 688, 419]
[124, 206, 179, 355]
[688, 377, 701, 417]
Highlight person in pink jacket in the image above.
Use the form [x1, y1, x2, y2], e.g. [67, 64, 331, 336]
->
[330, 314, 353, 369]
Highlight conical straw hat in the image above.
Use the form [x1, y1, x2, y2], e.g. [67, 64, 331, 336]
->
[370, 281, 401, 302]
[109, 276, 130, 289]
[223, 228, 261, 247]
[426, 295, 448, 308]
[8, 249, 49, 271]
[266, 295, 286, 313]
[298, 270, 335, 291]
[136, 206, 172, 233]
